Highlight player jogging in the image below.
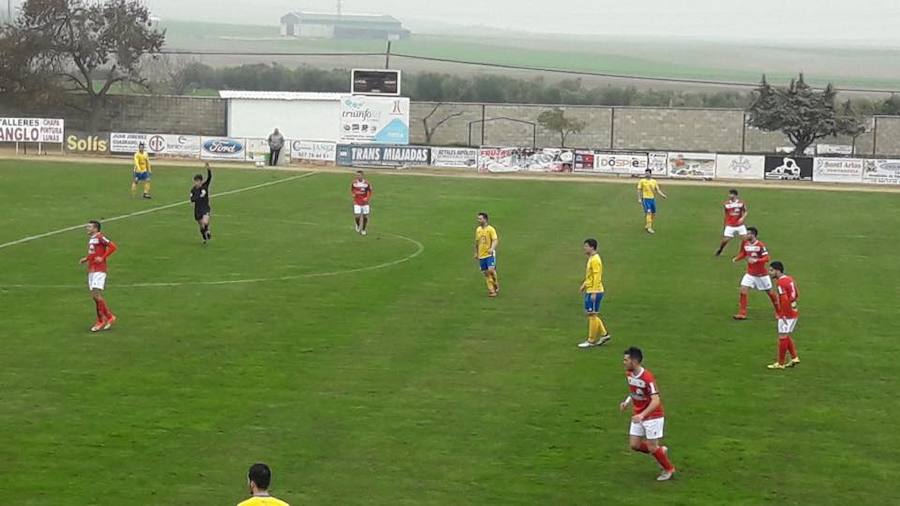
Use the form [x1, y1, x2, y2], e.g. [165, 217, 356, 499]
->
[190, 164, 213, 244]
[79, 220, 118, 332]
[715, 189, 748, 256]
[132, 142, 152, 199]
[578, 238, 611, 348]
[238, 463, 289, 506]
[732, 226, 779, 320]
[636, 169, 667, 234]
[474, 212, 499, 297]
[351, 170, 373, 236]
[767, 261, 801, 370]
[619, 346, 676, 481]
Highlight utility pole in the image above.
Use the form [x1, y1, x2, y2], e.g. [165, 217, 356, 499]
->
[385, 40, 392, 69]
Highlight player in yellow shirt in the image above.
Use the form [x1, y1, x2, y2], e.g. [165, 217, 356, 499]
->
[636, 168, 667, 234]
[474, 212, 499, 297]
[579, 238, 611, 348]
[237, 463, 289, 506]
[131, 142, 152, 199]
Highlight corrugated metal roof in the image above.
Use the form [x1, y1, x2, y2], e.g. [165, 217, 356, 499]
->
[218, 91, 345, 101]
[283, 11, 401, 25]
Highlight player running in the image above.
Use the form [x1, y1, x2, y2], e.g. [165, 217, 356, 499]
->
[636, 169, 667, 234]
[131, 142, 152, 199]
[767, 261, 801, 370]
[79, 220, 118, 332]
[351, 170, 373, 236]
[190, 163, 213, 244]
[474, 212, 499, 297]
[732, 226, 779, 320]
[715, 189, 748, 256]
[619, 346, 676, 481]
[578, 238, 611, 348]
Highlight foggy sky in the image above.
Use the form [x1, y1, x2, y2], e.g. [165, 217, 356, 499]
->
[9, 0, 900, 43]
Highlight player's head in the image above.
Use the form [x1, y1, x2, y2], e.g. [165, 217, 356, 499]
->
[583, 238, 598, 255]
[728, 189, 738, 199]
[644, 168, 652, 178]
[138, 142, 145, 153]
[746, 226, 759, 240]
[193, 173, 204, 187]
[356, 170, 364, 181]
[86, 220, 101, 234]
[623, 346, 643, 371]
[247, 463, 272, 494]
[769, 260, 785, 278]
[477, 212, 489, 226]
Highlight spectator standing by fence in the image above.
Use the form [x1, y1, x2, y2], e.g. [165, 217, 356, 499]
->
[267, 128, 284, 166]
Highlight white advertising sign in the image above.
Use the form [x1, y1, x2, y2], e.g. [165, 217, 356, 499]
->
[648, 152, 668, 175]
[863, 159, 900, 185]
[816, 144, 853, 155]
[200, 137, 247, 160]
[290, 140, 337, 163]
[338, 95, 410, 145]
[431, 147, 478, 169]
[715, 154, 765, 180]
[813, 157, 864, 183]
[668, 152, 716, 179]
[245, 138, 271, 162]
[110, 132, 147, 153]
[592, 151, 649, 174]
[111, 133, 201, 157]
[0, 117, 65, 143]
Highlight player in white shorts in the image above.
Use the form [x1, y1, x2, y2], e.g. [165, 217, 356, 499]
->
[732, 226, 779, 320]
[350, 170, 373, 236]
[716, 189, 748, 256]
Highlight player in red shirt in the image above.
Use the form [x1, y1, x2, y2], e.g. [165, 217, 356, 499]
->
[78, 220, 118, 332]
[619, 346, 676, 481]
[351, 170, 373, 236]
[732, 226, 779, 320]
[715, 189, 748, 256]
[767, 261, 801, 370]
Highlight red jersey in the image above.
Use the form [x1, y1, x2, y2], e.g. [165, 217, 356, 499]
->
[735, 239, 769, 277]
[86, 232, 117, 273]
[351, 179, 372, 206]
[626, 367, 664, 420]
[776, 275, 799, 318]
[723, 198, 746, 227]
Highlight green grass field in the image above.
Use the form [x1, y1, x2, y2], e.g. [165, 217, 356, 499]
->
[1, 160, 899, 505]
[159, 20, 900, 91]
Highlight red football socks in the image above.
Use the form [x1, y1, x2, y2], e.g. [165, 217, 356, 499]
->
[738, 293, 748, 314]
[653, 447, 675, 472]
[777, 338, 788, 364]
[786, 336, 798, 359]
[94, 300, 103, 321]
[97, 299, 113, 320]
[635, 442, 650, 454]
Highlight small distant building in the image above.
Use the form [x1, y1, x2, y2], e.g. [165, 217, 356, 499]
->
[280, 11, 410, 40]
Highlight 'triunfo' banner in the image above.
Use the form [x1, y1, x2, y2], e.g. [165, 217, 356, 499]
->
[338, 95, 410, 145]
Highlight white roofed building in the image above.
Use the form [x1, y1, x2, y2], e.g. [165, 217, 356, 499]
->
[280, 11, 410, 40]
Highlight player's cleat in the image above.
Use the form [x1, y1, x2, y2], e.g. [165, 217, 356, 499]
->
[786, 357, 800, 368]
[732, 313, 747, 320]
[598, 334, 612, 345]
[355, 224, 360, 233]
[577, 340, 599, 348]
[142, 193, 152, 199]
[767, 362, 786, 370]
[488, 291, 497, 298]
[90, 321, 106, 333]
[715, 249, 723, 257]
[656, 469, 676, 481]
[647, 228, 655, 234]
[361, 229, 368, 236]
[102, 315, 117, 331]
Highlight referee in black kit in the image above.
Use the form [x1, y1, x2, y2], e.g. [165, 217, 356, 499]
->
[191, 163, 213, 244]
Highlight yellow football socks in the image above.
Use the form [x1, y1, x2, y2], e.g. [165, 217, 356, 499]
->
[597, 316, 608, 337]
[645, 214, 653, 229]
[143, 182, 151, 195]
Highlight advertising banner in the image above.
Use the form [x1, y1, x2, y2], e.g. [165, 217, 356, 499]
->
[111, 132, 200, 156]
[812, 157, 864, 183]
[65, 131, 109, 154]
[0, 117, 64, 143]
[574, 150, 595, 171]
[245, 138, 271, 163]
[594, 151, 649, 174]
[431, 147, 478, 169]
[816, 144, 853, 156]
[863, 159, 900, 185]
[648, 152, 668, 175]
[338, 95, 410, 145]
[477, 147, 573, 173]
[715, 154, 765, 180]
[110, 132, 147, 153]
[668, 152, 716, 179]
[290, 140, 337, 163]
[764, 156, 813, 181]
[336, 145, 430, 167]
[200, 137, 247, 161]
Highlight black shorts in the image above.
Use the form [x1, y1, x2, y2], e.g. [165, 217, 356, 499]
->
[194, 207, 211, 221]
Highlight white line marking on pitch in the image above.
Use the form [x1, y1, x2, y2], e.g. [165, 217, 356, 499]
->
[0, 172, 317, 250]
[0, 233, 425, 289]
